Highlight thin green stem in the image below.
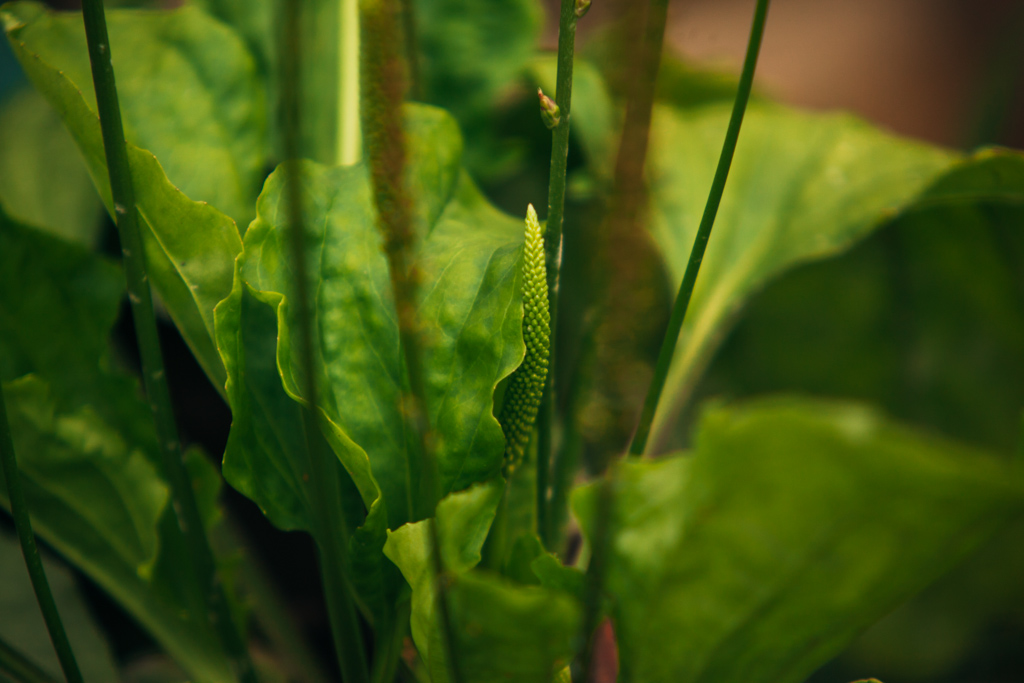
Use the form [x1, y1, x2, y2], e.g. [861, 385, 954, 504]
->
[338, 0, 362, 165]
[361, 1, 462, 681]
[627, 0, 770, 458]
[537, 0, 582, 549]
[575, 1, 770, 678]
[281, 2, 370, 682]
[0, 387, 82, 683]
[0, 634, 60, 683]
[79, 3, 256, 681]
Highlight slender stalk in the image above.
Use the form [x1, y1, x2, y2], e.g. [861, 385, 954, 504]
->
[281, 2, 370, 682]
[398, 0, 422, 99]
[0, 388, 82, 683]
[537, 0, 583, 549]
[79, 3, 257, 681]
[627, 0, 770, 458]
[576, 1, 770, 679]
[338, 0, 362, 165]
[0, 635, 60, 683]
[361, 1, 462, 681]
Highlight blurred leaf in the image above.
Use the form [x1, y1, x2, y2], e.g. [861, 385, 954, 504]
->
[823, 515, 1024, 682]
[695, 178, 1024, 682]
[0, 530, 119, 683]
[0, 214, 237, 682]
[644, 102, 1024, 449]
[417, 0, 542, 178]
[694, 197, 1024, 455]
[2, 1, 266, 227]
[573, 397, 1024, 683]
[218, 104, 525, 533]
[2, 375, 168, 575]
[4, 1, 248, 392]
[0, 88, 101, 245]
[384, 479, 580, 683]
[194, 0, 339, 164]
[0, 208, 120, 394]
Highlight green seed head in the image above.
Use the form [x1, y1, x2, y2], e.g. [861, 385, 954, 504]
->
[498, 204, 550, 472]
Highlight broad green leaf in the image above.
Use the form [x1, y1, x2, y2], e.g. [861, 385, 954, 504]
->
[642, 102, 1024, 449]
[4, 1, 247, 392]
[0, 87, 101, 245]
[384, 479, 580, 683]
[0, 214, 237, 682]
[692, 196, 1024, 455]
[0, 530, 118, 683]
[219, 104, 525, 533]
[573, 398, 1024, 683]
[2, 1, 266, 226]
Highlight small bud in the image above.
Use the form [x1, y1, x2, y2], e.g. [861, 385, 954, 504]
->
[538, 89, 560, 129]
[574, 0, 591, 18]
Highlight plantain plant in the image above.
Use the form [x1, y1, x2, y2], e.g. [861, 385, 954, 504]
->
[1, 0, 1024, 682]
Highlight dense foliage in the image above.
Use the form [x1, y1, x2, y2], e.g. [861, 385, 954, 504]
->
[1, 1, 1023, 682]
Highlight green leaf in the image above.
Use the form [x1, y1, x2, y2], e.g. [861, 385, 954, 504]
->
[0, 530, 119, 683]
[0, 87, 102, 246]
[219, 104, 525, 532]
[642, 102, 1024, 449]
[0, 208, 120, 393]
[0, 214, 237, 682]
[693, 190, 1024, 455]
[2, 0, 266, 227]
[384, 479, 580, 683]
[572, 398, 1024, 683]
[2, 375, 168, 575]
[3, 1, 248, 392]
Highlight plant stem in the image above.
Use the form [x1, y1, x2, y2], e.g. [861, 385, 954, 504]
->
[0, 387, 82, 683]
[398, 0, 421, 99]
[576, 1, 770, 678]
[360, 1, 463, 681]
[281, 2, 370, 682]
[78, 3, 257, 681]
[338, 0, 361, 165]
[0, 634, 60, 683]
[537, 0, 582, 549]
[627, 0, 770, 459]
